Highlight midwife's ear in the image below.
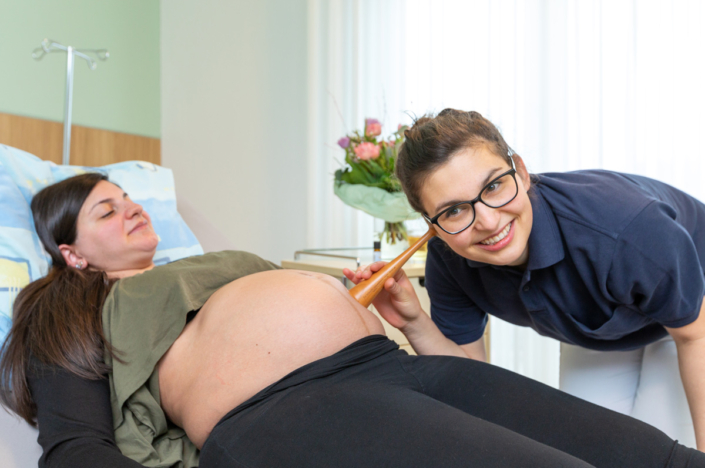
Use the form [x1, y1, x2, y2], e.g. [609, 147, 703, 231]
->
[512, 155, 531, 191]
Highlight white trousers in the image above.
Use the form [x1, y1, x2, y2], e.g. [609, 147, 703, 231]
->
[559, 336, 696, 448]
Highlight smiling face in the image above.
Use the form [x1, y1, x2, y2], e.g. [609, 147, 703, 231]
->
[420, 145, 533, 267]
[59, 180, 159, 277]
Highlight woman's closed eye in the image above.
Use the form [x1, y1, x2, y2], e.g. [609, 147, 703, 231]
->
[101, 210, 115, 219]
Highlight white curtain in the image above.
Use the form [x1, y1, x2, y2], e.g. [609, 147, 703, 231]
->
[307, 0, 407, 250]
[308, 0, 705, 387]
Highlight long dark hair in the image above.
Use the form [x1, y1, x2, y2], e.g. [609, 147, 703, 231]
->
[0, 173, 119, 426]
[396, 109, 516, 214]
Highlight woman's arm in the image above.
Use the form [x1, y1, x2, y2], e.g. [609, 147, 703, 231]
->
[29, 362, 144, 468]
[666, 298, 705, 451]
[401, 309, 487, 359]
[343, 262, 486, 360]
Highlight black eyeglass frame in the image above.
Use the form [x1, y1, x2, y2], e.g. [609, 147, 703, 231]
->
[423, 156, 519, 235]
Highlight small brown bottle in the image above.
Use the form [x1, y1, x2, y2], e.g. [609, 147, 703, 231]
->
[373, 241, 382, 262]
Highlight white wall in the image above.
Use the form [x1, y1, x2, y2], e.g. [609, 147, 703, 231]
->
[161, 0, 309, 264]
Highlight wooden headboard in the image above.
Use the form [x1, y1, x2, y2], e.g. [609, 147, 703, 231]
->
[0, 112, 160, 166]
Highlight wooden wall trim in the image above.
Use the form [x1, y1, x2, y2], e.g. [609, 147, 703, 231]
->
[0, 112, 161, 166]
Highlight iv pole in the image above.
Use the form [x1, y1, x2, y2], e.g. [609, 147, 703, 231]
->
[32, 39, 109, 165]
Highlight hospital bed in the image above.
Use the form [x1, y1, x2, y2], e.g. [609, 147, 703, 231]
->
[0, 144, 231, 467]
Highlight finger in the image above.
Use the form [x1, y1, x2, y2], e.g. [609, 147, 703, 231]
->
[355, 264, 372, 279]
[347, 268, 362, 281]
[359, 267, 375, 280]
[384, 277, 404, 298]
[392, 268, 409, 283]
[344, 268, 369, 285]
[342, 268, 356, 281]
[370, 261, 388, 272]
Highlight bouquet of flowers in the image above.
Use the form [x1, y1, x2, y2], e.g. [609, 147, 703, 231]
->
[334, 118, 419, 244]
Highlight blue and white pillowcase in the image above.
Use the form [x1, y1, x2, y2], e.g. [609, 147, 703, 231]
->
[0, 144, 203, 345]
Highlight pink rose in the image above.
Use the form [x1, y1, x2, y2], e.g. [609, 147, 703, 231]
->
[365, 118, 382, 137]
[354, 142, 381, 160]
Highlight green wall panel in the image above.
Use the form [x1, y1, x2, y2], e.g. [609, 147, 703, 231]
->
[0, 0, 160, 137]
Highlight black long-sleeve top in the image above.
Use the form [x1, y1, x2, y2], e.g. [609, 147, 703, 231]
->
[28, 363, 143, 468]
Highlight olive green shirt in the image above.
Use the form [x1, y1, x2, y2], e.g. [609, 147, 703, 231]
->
[102, 251, 280, 467]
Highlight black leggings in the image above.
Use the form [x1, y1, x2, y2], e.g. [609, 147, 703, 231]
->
[200, 335, 705, 467]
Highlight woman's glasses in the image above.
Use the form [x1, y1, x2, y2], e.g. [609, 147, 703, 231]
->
[424, 157, 519, 235]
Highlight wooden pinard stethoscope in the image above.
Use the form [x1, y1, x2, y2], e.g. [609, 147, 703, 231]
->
[349, 227, 437, 307]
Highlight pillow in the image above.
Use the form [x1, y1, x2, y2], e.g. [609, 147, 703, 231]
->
[0, 144, 203, 345]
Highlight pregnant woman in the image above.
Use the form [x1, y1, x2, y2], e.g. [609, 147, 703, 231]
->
[1, 173, 703, 467]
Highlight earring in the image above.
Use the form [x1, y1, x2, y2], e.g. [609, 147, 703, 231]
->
[76, 261, 83, 269]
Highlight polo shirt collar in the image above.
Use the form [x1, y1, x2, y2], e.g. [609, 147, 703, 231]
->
[465, 188, 565, 271]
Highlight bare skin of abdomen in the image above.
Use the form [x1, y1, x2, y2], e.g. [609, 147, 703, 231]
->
[157, 269, 386, 448]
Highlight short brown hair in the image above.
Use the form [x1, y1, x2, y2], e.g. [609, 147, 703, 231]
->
[396, 109, 514, 214]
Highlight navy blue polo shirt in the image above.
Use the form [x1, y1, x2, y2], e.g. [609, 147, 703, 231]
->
[425, 170, 705, 351]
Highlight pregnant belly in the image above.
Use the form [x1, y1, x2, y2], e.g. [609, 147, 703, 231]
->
[158, 269, 385, 448]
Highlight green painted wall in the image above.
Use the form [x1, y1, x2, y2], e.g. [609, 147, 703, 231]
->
[0, 0, 160, 138]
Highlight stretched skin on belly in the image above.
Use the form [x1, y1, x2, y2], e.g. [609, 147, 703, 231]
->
[158, 269, 386, 447]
